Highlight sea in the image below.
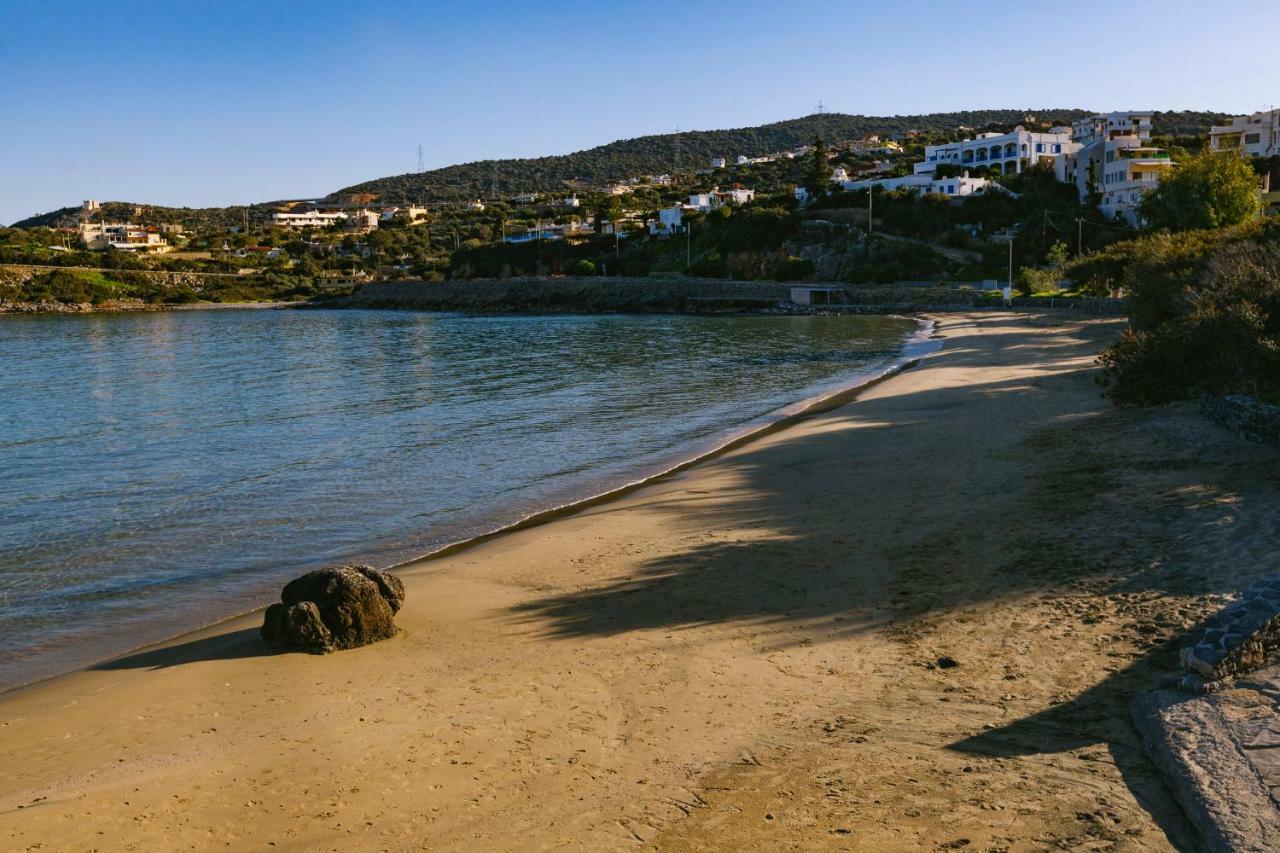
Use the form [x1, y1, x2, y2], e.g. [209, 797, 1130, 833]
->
[0, 308, 928, 690]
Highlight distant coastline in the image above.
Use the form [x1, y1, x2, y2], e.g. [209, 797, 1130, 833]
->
[0, 298, 305, 315]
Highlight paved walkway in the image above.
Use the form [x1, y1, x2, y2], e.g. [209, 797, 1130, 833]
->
[1227, 661, 1280, 806]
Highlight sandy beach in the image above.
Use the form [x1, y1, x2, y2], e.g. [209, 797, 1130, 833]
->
[4, 311, 1279, 851]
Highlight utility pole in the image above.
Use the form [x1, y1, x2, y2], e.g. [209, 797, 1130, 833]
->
[1076, 217, 1084, 257]
[1008, 237, 1014, 290]
[868, 184, 874, 234]
[686, 220, 692, 269]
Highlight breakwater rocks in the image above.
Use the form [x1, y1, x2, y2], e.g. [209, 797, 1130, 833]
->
[261, 565, 406, 653]
[342, 277, 793, 313]
[1202, 394, 1280, 448]
[340, 277, 1126, 315]
[0, 298, 152, 314]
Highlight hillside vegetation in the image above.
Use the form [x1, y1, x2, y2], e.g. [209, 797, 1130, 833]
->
[328, 110, 1225, 204]
[328, 111, 1084, 203]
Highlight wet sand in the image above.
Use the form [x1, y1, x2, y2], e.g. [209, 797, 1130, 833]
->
[4, 311, 1279, 851]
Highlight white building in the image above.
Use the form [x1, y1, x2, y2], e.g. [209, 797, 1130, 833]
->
[467, 199, 486, 212]
[1064, 112, 1173, 225]
[648, 206, 685, 236]
[1210, 109, 1280, 158]
[554, 196, 580, 209]
[82, 199, 100, 212]
[270, 210, 348, 228]
[831, 166, 851, 183]
[914, 126, 1076, 176]
[346, 209, 380, 233]
[710, 157, 726, 169]
[687, 192, 715, 212]
[843, 173, 990, 198]
[1071, 111, 1153, 146]
[78, 222, 170, 252]
[715, 186, 755, 205]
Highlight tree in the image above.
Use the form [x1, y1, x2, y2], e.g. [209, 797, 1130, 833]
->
[1139, 151, 1261, 231]
[805, 135, 830, 195]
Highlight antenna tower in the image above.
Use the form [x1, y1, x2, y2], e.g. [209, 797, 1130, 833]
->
[815, 100, 826, 115]
[417, 144, 425, 173]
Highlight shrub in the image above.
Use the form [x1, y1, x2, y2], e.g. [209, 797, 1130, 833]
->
[569, 259, 598, 277]
[773, 256, 815, 281]
[1097, 222, 1280, 405]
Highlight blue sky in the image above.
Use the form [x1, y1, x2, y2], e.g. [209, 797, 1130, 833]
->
[4, 0, 1280, 224]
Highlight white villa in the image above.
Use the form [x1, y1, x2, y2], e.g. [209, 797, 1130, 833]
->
[716, 186, 755, 205]
[914, 126, 1077, 176]
[688, 192, 715, 212]
[1210, 109, 1280, 159]
[270, 210, 348, 228]
[78, 222, 170, 252]
[648, 206, 685, 236]
[843, 173, 990, 198]
[1061, 112, 1174, 225]
[710, 157, 726, 169]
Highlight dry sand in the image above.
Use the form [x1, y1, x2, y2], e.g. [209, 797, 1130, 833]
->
[4, 311, 1279, 851]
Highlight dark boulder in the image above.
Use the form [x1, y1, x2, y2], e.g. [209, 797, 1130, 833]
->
[261, 565, 405, 652]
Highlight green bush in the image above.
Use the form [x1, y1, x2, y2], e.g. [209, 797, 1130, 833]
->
[569, 259, 598, 276]
[773, 256, 815, 281]
[1097, 222, 1280, 405]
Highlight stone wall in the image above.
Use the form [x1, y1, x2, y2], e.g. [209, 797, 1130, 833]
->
[345, 278, 794, 313]
[1202, 394, 1280, 448]
[1180, 572, 1280, 683]
[342, 277, 1128, 315]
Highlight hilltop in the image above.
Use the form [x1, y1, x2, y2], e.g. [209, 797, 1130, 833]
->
[325, 109, 1225, 205]
[325, 110, 1091, 204]
[9, 109, 1228, 226]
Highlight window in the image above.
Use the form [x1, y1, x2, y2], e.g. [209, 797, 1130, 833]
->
[1052, 144, 1061, 153]
[1246, 133, 1262, 144]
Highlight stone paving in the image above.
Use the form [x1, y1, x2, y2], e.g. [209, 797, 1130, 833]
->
[1224, 661, 1280, 809]
[1132, 572, 1280, 851]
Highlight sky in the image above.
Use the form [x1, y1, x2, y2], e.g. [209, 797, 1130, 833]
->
[4, 0, 1280, 225]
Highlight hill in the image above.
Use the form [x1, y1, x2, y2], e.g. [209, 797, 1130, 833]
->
[326, 110, 1100, 204]
[10, 109, 1232, 226]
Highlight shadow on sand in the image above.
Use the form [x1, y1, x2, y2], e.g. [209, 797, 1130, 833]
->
[92, 626, 292, 672]
[504, 314, 1280, 848]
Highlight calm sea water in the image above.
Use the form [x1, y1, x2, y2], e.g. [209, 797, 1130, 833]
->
[0, 308, 921, 689]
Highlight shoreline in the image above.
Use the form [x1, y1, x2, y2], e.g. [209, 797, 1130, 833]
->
[0, 299, 306, 315]
[0, 317, 937, 697]
[7, 310, 1276, 851]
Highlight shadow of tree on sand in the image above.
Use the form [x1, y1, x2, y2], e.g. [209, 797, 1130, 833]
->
[506, 314, 1280, 848]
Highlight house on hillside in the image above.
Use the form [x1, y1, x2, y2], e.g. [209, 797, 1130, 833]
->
[345, 209, 380, 233]
[913, 125, 1077, 177]
[1060, 112, 1173, 225]
[270, 210, 348, 228]
[710, 157, 726, 169]
[648, 206, 684, 236]
[715, 185, 755, 205]
[843, 173, 989, 198]
[1210, 109, 1280, 159]
[77, 222, 171, 252]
